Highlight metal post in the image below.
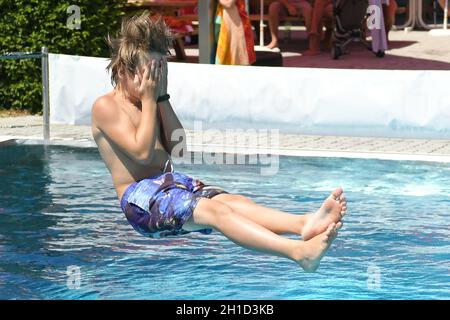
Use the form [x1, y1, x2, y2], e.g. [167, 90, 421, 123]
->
[433, 0, 438, 27]
[41, 46, 50, 142]
[425, 0, 450, 34]
[198, 0, 212, 64]
[417, 0, 432, 29]
[259, 0, 264, 47]
[395, 0, 416, 30]
[444, 0, 448, 30]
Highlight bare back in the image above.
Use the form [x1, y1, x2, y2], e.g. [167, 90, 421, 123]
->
[91, 91, 170, 203]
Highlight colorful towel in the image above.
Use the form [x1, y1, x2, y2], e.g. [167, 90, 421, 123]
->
[212, 0, 256, 65]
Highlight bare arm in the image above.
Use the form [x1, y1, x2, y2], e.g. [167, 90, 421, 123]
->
[92, 60, 161, 164]
[158, 99, 187, 157]
[157, 58, 187, 157]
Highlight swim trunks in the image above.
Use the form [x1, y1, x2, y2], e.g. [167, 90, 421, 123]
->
[120, 171, 228, 238]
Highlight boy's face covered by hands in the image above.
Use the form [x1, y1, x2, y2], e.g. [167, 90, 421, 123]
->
[120, 51, 168, 102]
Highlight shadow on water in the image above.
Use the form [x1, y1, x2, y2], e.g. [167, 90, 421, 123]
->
[0, 144, 56, 244]
[0, 144, 59, 297]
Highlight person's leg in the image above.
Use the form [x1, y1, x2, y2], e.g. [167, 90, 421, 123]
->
[304, 0, 332, 55]
[383, 0, 397, 42]
[212, 188, 347, 239]
[183, 198, 341, 272]
[297, 0, 313, 32]
[266, 1, 286, 49]
[213, 193, 309, 235]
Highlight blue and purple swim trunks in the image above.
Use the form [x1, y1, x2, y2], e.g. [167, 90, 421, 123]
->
[120, 171, 228, 238]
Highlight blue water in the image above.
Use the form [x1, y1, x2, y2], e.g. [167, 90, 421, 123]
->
[0, 143, 449, 299]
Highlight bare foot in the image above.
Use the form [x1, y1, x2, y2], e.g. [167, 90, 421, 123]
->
[265, 40, 279, 50]
[303, 33, 321, 56]
[295, 222, 341, 272]
[302, 49, 321, 56]
[301, 188, 347, 241]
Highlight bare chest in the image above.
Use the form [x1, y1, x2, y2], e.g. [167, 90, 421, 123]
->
[125, 106, 162, 136]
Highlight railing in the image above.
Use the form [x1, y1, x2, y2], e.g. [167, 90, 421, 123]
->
[394, 0, 417, 29]
[416, 0, 449, 29]
[0, 47, 50, 142]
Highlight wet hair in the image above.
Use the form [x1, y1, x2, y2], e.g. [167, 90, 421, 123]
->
[106, 12, 173, 87]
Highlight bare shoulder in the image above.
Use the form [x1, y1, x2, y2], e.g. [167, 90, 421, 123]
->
[91, 93, 119, 128]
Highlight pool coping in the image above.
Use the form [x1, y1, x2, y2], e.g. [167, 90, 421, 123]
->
[2, 135, 450, 164]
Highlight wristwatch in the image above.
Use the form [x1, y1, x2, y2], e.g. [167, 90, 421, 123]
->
[157, 94, 170, 103]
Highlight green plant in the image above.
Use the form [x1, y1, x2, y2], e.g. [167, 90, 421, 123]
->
[0, 0, 126, 113]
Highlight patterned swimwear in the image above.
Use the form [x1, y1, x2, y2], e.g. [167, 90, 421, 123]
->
[120, 163, 228, 238]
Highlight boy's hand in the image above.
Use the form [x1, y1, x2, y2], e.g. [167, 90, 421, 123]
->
[134, 59, 161, 102]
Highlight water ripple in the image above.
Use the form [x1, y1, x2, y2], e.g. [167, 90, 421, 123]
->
[0, 145, 449, 299]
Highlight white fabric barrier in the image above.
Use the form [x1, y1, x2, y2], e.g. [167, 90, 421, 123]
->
[49, 54, 113, 125]
[49, 53, 450, 139]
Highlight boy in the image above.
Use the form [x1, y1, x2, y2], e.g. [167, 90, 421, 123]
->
[91, 13, 347, 272]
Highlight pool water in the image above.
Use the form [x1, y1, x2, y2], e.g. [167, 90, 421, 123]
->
[0, 143, 449, 300]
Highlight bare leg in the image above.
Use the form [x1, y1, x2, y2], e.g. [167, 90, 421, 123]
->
[213, 193, 309, 235]
[183, 198, 341, 272]
[304, 0, 332, 56]
[383, 0, 397, 42]
[299, 1, 313, 32]
[213, 188, 347, 239]
[266, 2, 283, 49]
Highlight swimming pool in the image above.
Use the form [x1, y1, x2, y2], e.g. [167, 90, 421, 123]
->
[0, 143, 449, 299]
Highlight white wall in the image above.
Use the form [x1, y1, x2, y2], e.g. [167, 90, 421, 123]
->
[49, 53, 450, 139]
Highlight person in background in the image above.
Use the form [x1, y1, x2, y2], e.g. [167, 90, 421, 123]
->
[383, 0, 397, 42]
[303, 0, 333, 56]
[265, 0, 314, 50]
[212, 0, 256, 65]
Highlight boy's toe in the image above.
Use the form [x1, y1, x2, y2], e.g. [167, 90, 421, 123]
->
[331, 188, 344, 201]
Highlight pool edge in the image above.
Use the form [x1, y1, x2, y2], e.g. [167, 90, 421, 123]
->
[2, 136, 450, 164]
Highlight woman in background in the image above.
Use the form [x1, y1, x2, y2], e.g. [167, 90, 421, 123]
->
[212, 0, 256, 65]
